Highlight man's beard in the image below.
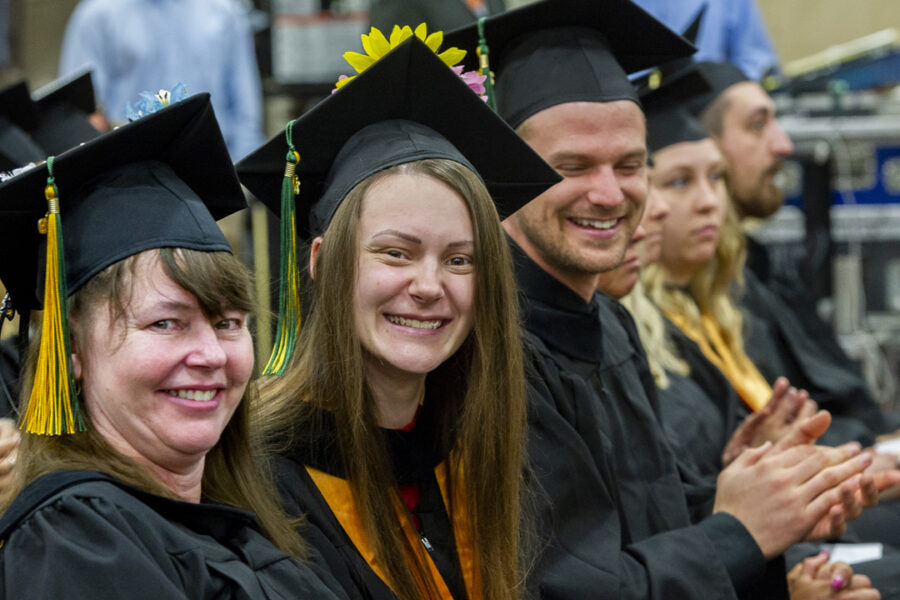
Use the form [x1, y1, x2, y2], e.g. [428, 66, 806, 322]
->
[732, 164, 785, 219]
[516, 211, 627, 275]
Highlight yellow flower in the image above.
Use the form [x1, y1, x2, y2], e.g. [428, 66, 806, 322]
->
[335, 23, 467, 90]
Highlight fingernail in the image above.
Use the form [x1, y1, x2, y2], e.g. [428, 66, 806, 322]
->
[831, 575, 846, 590]
[818, 549, 830, 557]
[859, 453, 874, 467]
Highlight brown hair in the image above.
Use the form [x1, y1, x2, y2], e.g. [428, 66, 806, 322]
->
[256, 159, 528, 600]
[699, 92, 732, 138]
[4, 248, 306, 557]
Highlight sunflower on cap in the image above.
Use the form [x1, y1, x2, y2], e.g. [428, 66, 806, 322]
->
[334, 23, 485, 99]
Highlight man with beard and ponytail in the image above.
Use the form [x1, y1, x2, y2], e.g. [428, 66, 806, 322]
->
[445, 2, 876, 598]
[691, 61, 900, 448]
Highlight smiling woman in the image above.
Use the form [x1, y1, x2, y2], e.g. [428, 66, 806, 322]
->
[342, 169, 476, 425]
[0, 95, 344, 599]
[239, 36, 560, 600]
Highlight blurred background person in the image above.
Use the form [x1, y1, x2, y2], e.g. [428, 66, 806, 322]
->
[631, 0, 781, 80]
[369, 0, 506, 32]
[58, 0, 264, 160]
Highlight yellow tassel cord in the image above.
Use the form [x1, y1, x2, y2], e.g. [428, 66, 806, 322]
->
[262, 120, 303, 375]
[23, 157, 84, 434]
[476, 17, 497, 112]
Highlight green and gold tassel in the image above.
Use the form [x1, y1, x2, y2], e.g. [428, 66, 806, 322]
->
[23, 156, 84, 435]
[476, 17, 497, 112]
[261, 120, 303, 375]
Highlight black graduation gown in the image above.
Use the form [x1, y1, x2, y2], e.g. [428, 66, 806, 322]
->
[657, 317, 748, 483]
[654, 317, 900, 598]
[741, 237, 898, 445]
[0, 470, 346, 600]
[510, 240, 784, 599]
[274, 397, 470, 600]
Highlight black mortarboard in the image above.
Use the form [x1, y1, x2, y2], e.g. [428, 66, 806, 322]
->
[236, 35, 560, 375]
[632, 5, 706, 99]
[641, 69, 712, 154]
[0, 92, 244, 312]
[443, 0, 696, 128]
[0, 92, 244, 435]
[237, 36, 561, 237]
[685, 61, 749, 117]
[31, 69, 101, 155]
[0, 81, 43, 171]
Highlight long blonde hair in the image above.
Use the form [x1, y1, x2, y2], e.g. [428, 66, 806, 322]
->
[620, 278, 689, 389]
[643, 200, 748, 366]
[256, 159, 528, 600]
[3, 248, 306, 557]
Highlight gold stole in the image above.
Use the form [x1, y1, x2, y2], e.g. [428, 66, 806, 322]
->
[665, 310, 772, 411]
[307, 459, 481, 599]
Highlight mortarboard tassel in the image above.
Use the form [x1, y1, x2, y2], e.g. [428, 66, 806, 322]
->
[261, 121, 303, 375]
[23, 156, 85, 435]
[476, 17, 498, 112]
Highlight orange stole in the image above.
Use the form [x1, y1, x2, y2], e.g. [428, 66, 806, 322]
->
[306, 461, 481, 599]
[665, 310, 772, 411]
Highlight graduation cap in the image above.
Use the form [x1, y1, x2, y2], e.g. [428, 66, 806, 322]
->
[685, 61, 749, 117]
[0, 92, 245, 435]
[641, 69, 712, 154]
[443, 0, 696, 128]
[632, 5, 706, 99]
[0, 80, 44, 171]
[236, 35, 561, 374]
[31, 69, 102, 155]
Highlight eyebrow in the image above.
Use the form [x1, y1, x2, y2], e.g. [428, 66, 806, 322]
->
[371, 229, 422, 244]
[371, 229, 473, 249]
[547, 151, 595, 163]
[148, 300, 194, 313]
[619, 149, 648, 163]
[747, 106, 773, 121]
[549, 149, 647, 163]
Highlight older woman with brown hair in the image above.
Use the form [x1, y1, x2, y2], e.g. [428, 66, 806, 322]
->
[0, 93, 345, 600]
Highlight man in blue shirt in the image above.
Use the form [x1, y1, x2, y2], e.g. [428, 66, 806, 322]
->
[59, 0, 264, 160]
[632, 0, 781, 80]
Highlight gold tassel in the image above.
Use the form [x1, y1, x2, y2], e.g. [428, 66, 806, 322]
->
[22, 157, 84, 435]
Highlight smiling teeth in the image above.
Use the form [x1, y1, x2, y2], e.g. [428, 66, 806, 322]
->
[168, 389, 216, 401]
[572, 218, 617, 229]
[388, 316, 443, 330]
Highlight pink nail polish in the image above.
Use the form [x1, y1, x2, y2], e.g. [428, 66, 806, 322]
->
[831, 575, 845, 590]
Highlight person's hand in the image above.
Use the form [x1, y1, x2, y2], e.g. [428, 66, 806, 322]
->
[714, 414, 873, 558]
[788, 552, 880, 599]
[722, 378, 817, 466]
[862, 452, 900, 501]
[802, 446, 897, 539]
[0, 418, 20, 492]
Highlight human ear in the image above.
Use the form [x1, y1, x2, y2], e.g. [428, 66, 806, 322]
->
[71, 348, 83, 380]
[309, 236, 324, 280]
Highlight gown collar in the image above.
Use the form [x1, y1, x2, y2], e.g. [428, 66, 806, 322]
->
[509, 237, 605, 363]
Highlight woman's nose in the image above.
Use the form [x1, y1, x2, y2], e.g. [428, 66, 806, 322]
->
[184, 323, 228, 368]
[408, 262, 444, 303]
